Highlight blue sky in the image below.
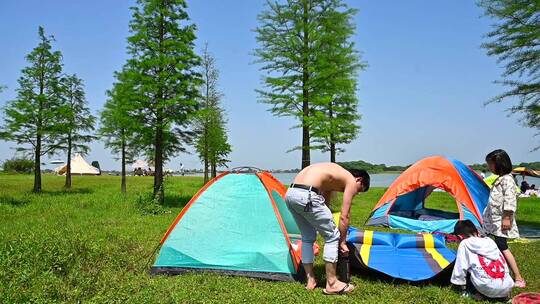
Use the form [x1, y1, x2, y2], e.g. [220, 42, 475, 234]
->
[0, 0, 538, 171]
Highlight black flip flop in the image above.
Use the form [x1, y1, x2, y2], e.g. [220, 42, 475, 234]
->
[322, 283, 354, 296]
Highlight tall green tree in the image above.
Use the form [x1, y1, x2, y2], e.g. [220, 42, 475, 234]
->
[194, 45, 231, 182]
[207, 112, 231, 178]
[57, 74, 96, 188]
[255, 0, 360, 168]
[310, 1, 364, 162]
[479, 0, 540, 148]
[124, 0, 201, 202]
[0, 27, 64, 192]
[99, 71, 139, 193]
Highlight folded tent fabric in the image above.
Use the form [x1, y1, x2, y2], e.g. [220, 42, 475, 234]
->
[347, 227, 456, 281]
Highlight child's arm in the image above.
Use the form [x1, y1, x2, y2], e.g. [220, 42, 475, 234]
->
[450, 243, 470, 286]
[501, 177, 517, 231]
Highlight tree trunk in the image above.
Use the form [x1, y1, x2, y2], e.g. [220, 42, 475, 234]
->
[301, 0, 310, 169]
[329, 102, 335, 163]
[203, 129, 209, 183]
[330, 142, 336, 163]
[34, 136, 41, 193]
[121, 132, 126, 193]
[153, 10, 165, 204]
[211, 157, 217, 178]
[65, 134, 72, 188]
[154, 123, 164, 204]
[203, 158, 209, 183]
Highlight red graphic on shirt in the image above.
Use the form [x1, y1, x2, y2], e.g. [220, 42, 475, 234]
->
[478, 254, 506, 279]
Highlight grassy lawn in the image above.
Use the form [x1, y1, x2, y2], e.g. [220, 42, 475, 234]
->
[0, 174, 539, 303]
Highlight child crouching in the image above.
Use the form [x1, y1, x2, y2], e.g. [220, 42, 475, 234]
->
[451, 220, 514, 300]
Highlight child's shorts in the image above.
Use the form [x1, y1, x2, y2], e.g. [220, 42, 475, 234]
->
[492, 235, 508, 251]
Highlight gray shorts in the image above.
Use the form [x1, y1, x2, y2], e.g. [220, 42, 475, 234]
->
[285, 187, 339, 263]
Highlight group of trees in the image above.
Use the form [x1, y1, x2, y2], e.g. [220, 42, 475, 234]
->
[1, 0, 231, 200]
[255, 0, 365, 168]
[338, 160, 409, 173]
[99, 0, 230, 201]
[0, 27, 95, 192]
[1, 0, 536, 196]
[479, 1, 540, 149]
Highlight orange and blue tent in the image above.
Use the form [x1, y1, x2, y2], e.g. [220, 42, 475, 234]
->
[347, 228, 456, 281]
[151, 169, 304, 281]
[367, 156, 490, 233]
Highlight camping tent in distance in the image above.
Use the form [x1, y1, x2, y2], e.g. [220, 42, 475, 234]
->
[366, 156, 489, 233]
[54, 154, 100, 176]
[151, 170, 304, 281]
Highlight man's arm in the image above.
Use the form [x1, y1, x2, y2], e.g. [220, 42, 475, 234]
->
[338, 183, 356, 244]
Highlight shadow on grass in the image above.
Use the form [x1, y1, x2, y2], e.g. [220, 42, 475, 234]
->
[162, 193, 193, 208]
[311, 259, 453, 288]
[40, 188, 94, 196]
[518, 219, 540, 229]
[0, 195, 29, 207]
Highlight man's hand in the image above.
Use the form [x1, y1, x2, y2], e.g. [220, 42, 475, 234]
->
[339, 241, 349, 256]
[502, 217, 512, 231]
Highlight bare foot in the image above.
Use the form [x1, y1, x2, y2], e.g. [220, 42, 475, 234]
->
[305, 278, 317, 290]
[324, 280, 355, 295]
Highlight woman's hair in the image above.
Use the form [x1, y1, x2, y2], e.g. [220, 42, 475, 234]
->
[348, 169, 370, 192]
[485, 149, 513, 175]
[453, 220, 478, 238]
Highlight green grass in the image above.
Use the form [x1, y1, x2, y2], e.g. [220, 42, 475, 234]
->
[0, 174, 539, 303]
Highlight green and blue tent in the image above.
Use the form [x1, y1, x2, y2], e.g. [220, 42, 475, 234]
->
[151, 171, 303, 281]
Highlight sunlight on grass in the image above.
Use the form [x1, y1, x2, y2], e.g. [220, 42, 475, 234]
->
[0, 174, 538, 303]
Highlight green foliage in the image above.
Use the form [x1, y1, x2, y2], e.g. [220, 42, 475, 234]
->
[338, 160, 409, 173]
[2, 158, 34, 173]
[99, 69, 141, 192]
[122, 0, 202, 201]
[309, 0, 366, 162]
[255, 0, 362, 167]
[136, 192, 166, 215]
[57, 74, 97, 188]
[470, 162, 540, 171]
[1, 27, 64, 156]
[57, 74, 96, 156]
[0, 26, 66, 192]
[193, 45, 231, 182]
[479, 0, 540, 148]
[0, 174, 538, 303]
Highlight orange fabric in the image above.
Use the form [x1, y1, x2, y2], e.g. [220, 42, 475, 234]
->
[257, 171, 287, 196]
[159, 172, 229, 244]
[374, 156, 481, 220]
[256, 172, 301, 270]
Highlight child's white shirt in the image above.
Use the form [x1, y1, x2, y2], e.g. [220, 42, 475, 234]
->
[451, 236, 514, 298]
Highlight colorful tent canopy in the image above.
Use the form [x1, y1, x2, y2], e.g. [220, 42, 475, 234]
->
[151, 171, 303, 281]
[367, 156, 490, 233]
[512, 167, 540, 178]
[347, 227, 456, 281]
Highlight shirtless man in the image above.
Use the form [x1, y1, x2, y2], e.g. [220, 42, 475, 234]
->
[285, 162, 370, 295]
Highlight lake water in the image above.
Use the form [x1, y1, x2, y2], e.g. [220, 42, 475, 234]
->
[185, 172, 540, 189]
[275, 173, 540, 189]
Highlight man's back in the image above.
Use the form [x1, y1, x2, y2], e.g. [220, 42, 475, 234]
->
[293, 163, 354, 192]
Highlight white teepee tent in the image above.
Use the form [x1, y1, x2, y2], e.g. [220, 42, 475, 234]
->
[54, 154, 100, 176]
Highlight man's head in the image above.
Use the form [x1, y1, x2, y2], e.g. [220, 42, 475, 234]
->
[347, 169, 370, 192]
[453, 220, 478, 240]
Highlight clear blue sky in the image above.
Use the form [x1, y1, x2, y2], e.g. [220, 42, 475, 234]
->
[0, 0, 538, 171]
